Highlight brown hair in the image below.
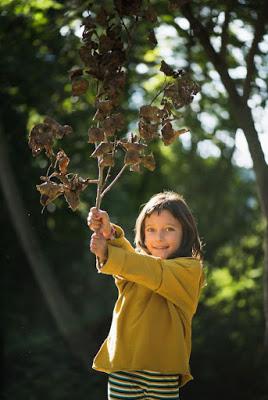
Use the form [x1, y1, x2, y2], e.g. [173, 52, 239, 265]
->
[134, 191, 203, 260]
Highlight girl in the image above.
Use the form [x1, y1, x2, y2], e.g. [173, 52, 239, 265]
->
[87, 191, 205, 400]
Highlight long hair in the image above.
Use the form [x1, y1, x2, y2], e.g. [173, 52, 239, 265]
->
[134, 191, 203, 260]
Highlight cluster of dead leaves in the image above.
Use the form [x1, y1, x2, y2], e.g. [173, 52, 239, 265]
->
[137, 61, 199, 145]
[28, 1, 200, 212]
[35, 150, 96, 211]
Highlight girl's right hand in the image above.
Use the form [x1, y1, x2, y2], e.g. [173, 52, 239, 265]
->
[87, 207, 113, 239]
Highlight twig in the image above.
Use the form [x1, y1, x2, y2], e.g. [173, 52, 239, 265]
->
[95, 161, 104, 210]
[243, 3, 267, 101]
[150, 79, 167, 105]
[100, 164, 127, 199]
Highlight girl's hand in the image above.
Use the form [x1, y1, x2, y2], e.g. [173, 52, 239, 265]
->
[87, 207, 113, 239]
[90, 232, 108, 263]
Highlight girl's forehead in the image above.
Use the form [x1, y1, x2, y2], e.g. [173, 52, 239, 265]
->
[145, 209, 180, 224]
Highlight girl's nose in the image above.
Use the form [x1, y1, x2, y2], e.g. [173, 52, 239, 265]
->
[156, 230, 164, 241]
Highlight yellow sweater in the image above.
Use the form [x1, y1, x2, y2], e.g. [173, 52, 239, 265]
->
[92, 225, 205, 387]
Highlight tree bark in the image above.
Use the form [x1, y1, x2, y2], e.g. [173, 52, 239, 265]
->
[181, 4, 268, 348]
[0, 126, 91, 366]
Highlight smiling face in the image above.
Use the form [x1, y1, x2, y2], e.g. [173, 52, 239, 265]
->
[144, 210, 183, 259]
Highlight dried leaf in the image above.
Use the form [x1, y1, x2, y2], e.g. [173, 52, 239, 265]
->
[36, 181, 64, 206]
[130, 163, 141, 173]
[140, 105, 162, 123]
[160, 60, 175, 77]
[88, 127, 105, 143]
[164, 77, 200, 109]
[103, 113, 125, 132]
[69, 66, 83, 80]
[28, 123, 54, 157]
[64, 189, 80, 211]
[42, 117, 72, 140]
[161, 122, 174, 145]
[96, 99, 114, 114]
[162, 122, 188, 145]
[90, 142, 114, 158]
[121, 142, 146, 152]
[71, 77, 89, 96]
[56, 150, 69, 174]
[100, 153, 115, 167]
[141, 153, 156, 171]
[124, 150, 142, 165]
[138, 119, 159, 141]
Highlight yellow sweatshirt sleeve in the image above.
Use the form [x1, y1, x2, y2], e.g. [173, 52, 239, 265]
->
[101, 245, 204, 316]
[107, 224, 135, 253]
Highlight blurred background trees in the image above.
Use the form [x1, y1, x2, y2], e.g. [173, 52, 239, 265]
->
[1, 0, 267, 399]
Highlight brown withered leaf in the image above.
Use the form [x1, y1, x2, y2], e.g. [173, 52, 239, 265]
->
[124, 150, 142, 165]
[90, 142, 114, 158]
[63, 175, 92, 211]
[139, 119, 159, 141]
[56, 150, 69, 174]
[130, 163, 141, 173]
[99, 34, 117, 53]
[103, 71, 126, 98]
[71, 77, 89, 96]
[160, 60, 184, 79]
[96, 99, 114, 114]
[100, 153, 115, 167]
[64, 189, 80, 211]
[161, 122, 174, 145]
[28, 123, 54, 157]
[141, 153, 156, 171]
[160, 60, 175, 77]
[36, 180, 64, 206]
[162, 122, 188, 145]
[103, 113, 125, 132]
[88, 127, 105, 143]
[120, 142, 146, 152]
[140, 105, 162, 123]
[164, 77, 200, 109]
[69, 66, 83, 80]
[44, 117, 72, 139]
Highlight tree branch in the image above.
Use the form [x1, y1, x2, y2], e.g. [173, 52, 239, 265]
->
[220, 1, 232, 59]
[100, 164, 127, 199]
[243, 3, 267, 101]
[180, 4, 242, 105]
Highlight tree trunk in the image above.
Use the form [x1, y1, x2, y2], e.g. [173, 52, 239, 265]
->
[0, 126, 91, 366]
[181, 4, 268, 349]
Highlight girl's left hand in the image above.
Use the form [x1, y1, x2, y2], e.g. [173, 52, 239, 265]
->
[90, 232, 108, 263]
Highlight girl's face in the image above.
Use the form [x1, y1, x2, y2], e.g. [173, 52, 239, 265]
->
[144, 210, 183, 259]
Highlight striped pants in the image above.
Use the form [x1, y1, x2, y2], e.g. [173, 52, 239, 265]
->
[108, 370, 180, 399]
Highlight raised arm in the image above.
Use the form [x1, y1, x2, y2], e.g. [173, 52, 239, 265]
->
[100, 245, 205, 316]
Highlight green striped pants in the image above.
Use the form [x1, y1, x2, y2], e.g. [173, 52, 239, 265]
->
[108, 370, 180, 399]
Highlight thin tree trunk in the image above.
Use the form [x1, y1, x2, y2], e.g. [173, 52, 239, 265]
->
[181, 4, 268, 348]
[0, 126, 90, 366]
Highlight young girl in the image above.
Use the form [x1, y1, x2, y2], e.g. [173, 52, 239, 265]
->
[87, 191, 205, 400]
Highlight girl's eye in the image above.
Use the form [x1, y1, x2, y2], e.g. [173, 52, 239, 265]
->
[145, 227, 155, 232]
[166, 227, 174, 231]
